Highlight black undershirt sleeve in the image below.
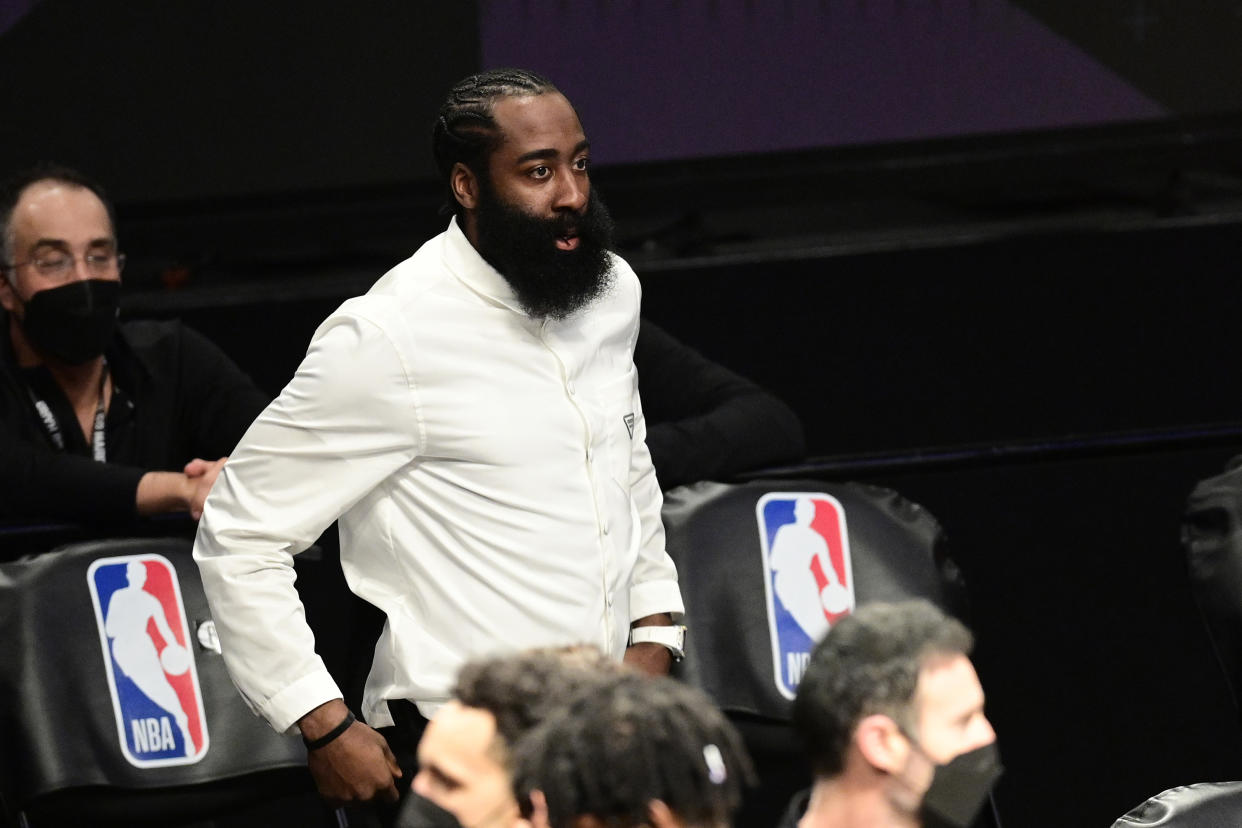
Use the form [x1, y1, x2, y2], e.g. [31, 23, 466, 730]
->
[636, 318, 806, 490]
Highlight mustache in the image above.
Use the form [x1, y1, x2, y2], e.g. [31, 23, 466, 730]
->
[530, 196, 610, 247]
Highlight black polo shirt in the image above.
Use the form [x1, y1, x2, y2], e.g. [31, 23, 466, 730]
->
[0, 314, 268, 524]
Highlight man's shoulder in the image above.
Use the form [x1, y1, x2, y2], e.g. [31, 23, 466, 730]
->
[115, 318, 227, 361]
[110, 319, 243, 386]
[116, 318, 187, 349]
[366, 228, 455, 299]
[113, 318, 207, 365]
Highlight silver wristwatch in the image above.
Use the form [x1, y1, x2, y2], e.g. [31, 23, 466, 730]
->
[628, 624, 687, 660]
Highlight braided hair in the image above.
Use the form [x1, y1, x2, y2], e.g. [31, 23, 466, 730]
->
[512, 673, 754, 828]
[431, 68, 560, 216]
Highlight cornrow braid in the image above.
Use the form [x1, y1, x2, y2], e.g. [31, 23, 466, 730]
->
[512, 673, 755, 828]
[431, 68, 559, 216]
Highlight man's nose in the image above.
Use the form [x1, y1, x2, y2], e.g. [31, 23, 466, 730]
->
[410, 768, 431, 797]
[71, 255, 93, 281]
[973, 716, 997, 750]
[553, 172, 588, 213]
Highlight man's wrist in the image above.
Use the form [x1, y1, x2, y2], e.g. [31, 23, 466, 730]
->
[298, 699, 352, 743]
[304, 710, 356, 750]
[628, 624, 687, 661]
[135, 470, 194, 516]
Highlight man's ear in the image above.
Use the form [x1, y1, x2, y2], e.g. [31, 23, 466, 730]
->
[0, 272, 18, 314]
[517, 789, 551, 828]
[451, 162, 480, 211]
[854, 714, 910, 775]
[647, 799, 685, 828]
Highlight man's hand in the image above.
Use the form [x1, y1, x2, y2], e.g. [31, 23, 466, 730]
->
[623, 612, 675, 676]
[134, 457, 229, 519]
[135, 470, 195, 516]
[184, 456, 228, 519]
[300, 700, 402, 805]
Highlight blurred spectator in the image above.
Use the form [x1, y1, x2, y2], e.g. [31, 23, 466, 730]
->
[512, 672, 754, 828]
[397, 646, 626, 828]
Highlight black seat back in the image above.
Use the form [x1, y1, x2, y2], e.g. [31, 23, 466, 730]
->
[1113, 782, 1242, 826]
[0, 537, 312, 826]
[661, 479, 962, 826]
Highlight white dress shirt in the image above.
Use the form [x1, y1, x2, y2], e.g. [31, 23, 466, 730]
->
[193, 218, 683, 733]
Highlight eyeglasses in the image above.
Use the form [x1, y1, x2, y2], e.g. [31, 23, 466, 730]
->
[6, 250, 126, 280]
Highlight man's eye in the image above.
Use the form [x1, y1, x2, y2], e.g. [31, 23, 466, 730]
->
[574, 157, 589, 171]
[530, 165, 549, 179]
[36, 254, 70, 269]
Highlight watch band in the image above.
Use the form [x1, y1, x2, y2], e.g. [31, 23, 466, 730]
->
[628, 624, 687, 660]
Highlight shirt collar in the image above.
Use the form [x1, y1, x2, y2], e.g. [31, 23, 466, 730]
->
[441, 216, 527, 316]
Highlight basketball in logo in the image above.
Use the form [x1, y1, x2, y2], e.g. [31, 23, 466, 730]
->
[87, 554, 209, 767]
[756, 492, 855, 698]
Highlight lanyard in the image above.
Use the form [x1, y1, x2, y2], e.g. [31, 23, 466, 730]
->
[26, 362, 108, 462]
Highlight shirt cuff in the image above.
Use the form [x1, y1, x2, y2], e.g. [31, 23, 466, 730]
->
[628, 578, 685, 624]
[259, 669, 345, 735]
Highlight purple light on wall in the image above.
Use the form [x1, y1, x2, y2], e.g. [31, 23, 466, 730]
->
[480, 0, 1166, 165]
[0, 0, 39, 37]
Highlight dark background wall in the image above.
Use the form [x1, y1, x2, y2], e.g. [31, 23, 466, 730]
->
[0, 1, 477, 201]
[6, 2, 1242, 826]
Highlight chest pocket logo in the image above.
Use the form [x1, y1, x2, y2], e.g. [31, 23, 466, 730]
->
[623, 413, 635, 438]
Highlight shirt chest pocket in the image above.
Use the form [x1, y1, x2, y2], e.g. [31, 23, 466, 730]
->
[589, 368, 636, 489]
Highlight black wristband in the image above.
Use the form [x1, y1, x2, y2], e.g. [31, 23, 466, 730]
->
[303, 710, 356, 751]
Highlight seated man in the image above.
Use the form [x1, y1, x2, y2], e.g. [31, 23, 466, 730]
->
[396, 646, 627, 828]
[0, 164, 268, 526]
[638, 319, 805, 490]
[785, 600, 1001, 828]
[512, 672, 754, 828]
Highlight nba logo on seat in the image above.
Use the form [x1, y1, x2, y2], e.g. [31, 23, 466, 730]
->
[756, 492, 855, 698]
[87, 554, 209, 767]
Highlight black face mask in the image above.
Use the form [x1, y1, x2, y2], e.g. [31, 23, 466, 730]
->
[17, 279, 120, 364]
[396, 793, 465, 828]
[918, 742, 1003, 828]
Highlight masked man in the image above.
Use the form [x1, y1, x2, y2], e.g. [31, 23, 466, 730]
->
[0, 165, 268, 525]
[784, 600, 1002, 828]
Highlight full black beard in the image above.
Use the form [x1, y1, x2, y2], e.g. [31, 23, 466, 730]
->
[473, 185, 616, 320]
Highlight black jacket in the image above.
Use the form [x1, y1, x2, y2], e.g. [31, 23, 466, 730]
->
[0, 315, 268, 524]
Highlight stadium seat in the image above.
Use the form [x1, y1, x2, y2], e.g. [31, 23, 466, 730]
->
[1112, 781, 1242, 826]
[661, 479, 968, 826]
[0, 537, 334, 827]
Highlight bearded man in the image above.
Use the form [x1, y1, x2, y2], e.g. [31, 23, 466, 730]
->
[193, 69, 686, 814]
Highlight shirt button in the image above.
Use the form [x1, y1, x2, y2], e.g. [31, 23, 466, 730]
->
[567, 381, 576, 395]
[602, 521, 610, 535]
[586, 448, 593, 462]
